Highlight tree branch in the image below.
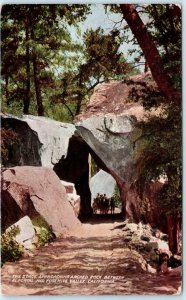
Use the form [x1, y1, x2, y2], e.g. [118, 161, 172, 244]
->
[120, 4, 181, 105]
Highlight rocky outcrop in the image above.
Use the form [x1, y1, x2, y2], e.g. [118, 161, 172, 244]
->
[75, 77, 149, 218]
[76, 114, 140, 188]
[1, 73, 178, 246]
[122, 221, 170, 255]
[75, 73, 167, 229]
[1, 114, 92, 216]
[1, 166, 81, 236]
[6, 216, 35, 249]
[125, 182, 165, 229]
[76, 72, 156, 121]
[90, 170, 116, 201]
[75, 107, 144, 219]
[1, 114, 75, 167]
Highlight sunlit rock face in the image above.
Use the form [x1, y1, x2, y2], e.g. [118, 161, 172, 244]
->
[1, 166, 81, 236]
[75, 77, 147, 219]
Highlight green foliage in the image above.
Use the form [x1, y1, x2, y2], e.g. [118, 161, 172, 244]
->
[90, 156, 100, 177]
[36, 227, 54, 247]
[134, 104, 181, 214]
[1, 4, 91, 118]
[31, 215, 50, 229]
[1, 5, 135, 121]
[51, 27, 134, 119]
[113, 185, 122, 209]
[32, 216, 55, 247]
[82, 28, 132, 81]
[1, 128, 18, 165]
[1, 225, 23, 266]
[145, 4, 181, 87]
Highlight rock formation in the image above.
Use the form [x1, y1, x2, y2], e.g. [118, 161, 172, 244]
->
[76, 114, 140, 185]
[75, 73, 158, 219]
[75, 73, 175, 238]
[1, 166, 81, 236]
[2, 114, 75, 167]
[1, 114, 92, 216]
[1, 73, 179, 253]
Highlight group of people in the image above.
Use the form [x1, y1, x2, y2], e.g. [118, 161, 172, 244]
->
[92, 193, 115, 214]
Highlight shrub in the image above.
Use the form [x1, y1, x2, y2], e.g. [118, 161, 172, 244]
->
[36, 227, 54, 247]
[32, 215, 55, 247]
[1, 225, 23, 266]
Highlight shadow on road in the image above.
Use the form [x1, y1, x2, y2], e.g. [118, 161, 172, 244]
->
[80, 213, 125, 225]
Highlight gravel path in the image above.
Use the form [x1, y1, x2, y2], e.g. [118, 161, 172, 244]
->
[1, 215, 182, 295]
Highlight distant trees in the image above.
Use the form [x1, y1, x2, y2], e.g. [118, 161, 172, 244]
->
[1, 4, 91, 117]
[53, 28, 133, 119]
[1, 4, 133, 121]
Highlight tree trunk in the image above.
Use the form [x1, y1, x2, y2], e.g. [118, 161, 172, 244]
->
[75, 95, 83, 116]
[120, 4, 181, 105]
[31, 27, 44, 116]
[32, 54, 44, 116]
[167, 213, 181, 254]
[5, 74, 9, 106]
[24, 25, 31, 115]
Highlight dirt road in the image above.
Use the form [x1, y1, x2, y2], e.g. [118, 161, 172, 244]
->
[1, 215, 182, 295]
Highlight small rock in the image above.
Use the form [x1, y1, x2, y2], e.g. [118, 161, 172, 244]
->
[126, 223, 138, 232]
[147, 264, 156, 274]
[145, 242, 159, 252]
[6, 216, 35, 249]
[140, 235, 150, 242]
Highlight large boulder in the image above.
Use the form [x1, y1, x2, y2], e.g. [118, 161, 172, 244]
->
[75, 106, 143, 220]
[76, 114, 140, 185]
[1, 114, 92, 216]
[1, 114, 75, 167]
[75, 73, 164, 225]
[90, 170, 116, 201]
[1, 166, 81, 236]
[76, 73, 155, 121]
[75, 73, 157, 185]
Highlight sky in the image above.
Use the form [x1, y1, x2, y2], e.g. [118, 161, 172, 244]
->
[72, 4, 143, 70]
